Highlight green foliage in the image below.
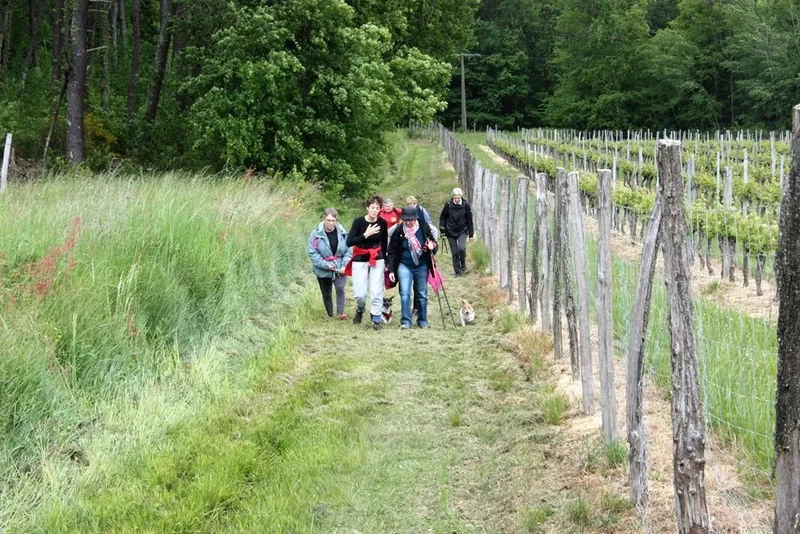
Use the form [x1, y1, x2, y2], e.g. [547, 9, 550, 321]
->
[521, 505, 553, 532]
[540, 390, 569, 425]
[603, 439, 627, 469]
[545, 0, 652, 129]
[0, 173, 320, 485]
[184, 1, 452, 195]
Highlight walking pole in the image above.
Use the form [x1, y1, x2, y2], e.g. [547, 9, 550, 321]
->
[435, 283, 447, 329]
[432, 255, 458, 328]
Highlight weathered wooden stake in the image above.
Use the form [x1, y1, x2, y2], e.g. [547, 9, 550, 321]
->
[774, 104, 800, 534]
[552, 168, 565, 360]
[597, 169, 618, 442]
[568, 171, 594, 414]
[500, 178, 510, 288]
[626, 192, 662, 511]
[537, 173, 552, 332]
[561, 172, 581, 383]
[0, 133, 10, 194]
[516, 177, 529, 309]
[658, 139, 709, 534]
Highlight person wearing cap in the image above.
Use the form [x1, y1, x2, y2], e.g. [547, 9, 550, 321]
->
[439, 187, 474, 276]
[386, 206, 438, 329]
[307, 207, 352, 320]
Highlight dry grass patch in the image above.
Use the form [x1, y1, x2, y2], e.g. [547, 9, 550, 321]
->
[511, 327, 554, 378]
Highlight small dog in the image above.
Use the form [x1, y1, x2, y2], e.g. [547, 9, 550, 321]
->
[460, 299, 475, 327]
[381, 296, 394, 324]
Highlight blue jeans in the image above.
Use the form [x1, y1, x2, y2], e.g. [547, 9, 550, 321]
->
[398, 262, 428, 327]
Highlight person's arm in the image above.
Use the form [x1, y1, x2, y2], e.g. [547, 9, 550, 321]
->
[339, 228, 353, 271]
[439, 203, 449, 235]
[466, 203, 474, 239]
[386, 230, 400, 274]
[424, 223, 438, 256]
[346, 218, 364, 247]
[307, 232, 329, 271]
[380, 219, 389, 258]
[421, 206, 432, 225]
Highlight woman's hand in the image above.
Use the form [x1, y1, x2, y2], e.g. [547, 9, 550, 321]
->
[364, 223, 380, 238]
[339, 267, 346, 274]
[389, 273, 396, 283]
[328, 262, 336, 270]
[425, 239, 437, 250]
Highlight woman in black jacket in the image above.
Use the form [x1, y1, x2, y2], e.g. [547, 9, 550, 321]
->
[386, 206, 438, 329]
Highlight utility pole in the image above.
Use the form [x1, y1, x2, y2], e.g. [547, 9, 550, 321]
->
[460, 54, 467, 132]
[458, 53, 481, 133]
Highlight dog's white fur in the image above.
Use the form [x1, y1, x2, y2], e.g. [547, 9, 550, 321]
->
[460, 299, 475, 327]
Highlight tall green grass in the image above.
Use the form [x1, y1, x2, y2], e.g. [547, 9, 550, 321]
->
[0, 173, 323, 521]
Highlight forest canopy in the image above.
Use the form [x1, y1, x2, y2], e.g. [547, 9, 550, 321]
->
[0, 0, 798, 193]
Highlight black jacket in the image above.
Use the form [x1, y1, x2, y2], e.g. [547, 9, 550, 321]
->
[386, 219, 438, 276]
[439, 199, 474, 238]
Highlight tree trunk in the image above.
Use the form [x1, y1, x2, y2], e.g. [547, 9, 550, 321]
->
[627, 192, 662, 511]
[20, 0, 44, 91]
[774, 104, 800, 534]
[1, 0, 12, 84]
[755, 254, 765, 297]
[742, 247, 749, 287]
[101, 0, 110, 110]
[52, 0, 64, 83]
[657, 139, 710, 533]
[706, 236, 714, 275]
[66, 0, 89, 165]
[697, 229, 706, 269]
[127, 0, 140, 120]
[144, 0, 173, 122]
[44, 66, 70, 164]
[118, 0, 126, 53]
[111, 0, 118, 69]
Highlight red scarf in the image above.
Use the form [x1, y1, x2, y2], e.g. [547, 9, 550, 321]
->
[343, 246, 380, 277]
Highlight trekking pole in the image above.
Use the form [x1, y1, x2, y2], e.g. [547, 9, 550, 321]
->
[432, 255, 458, 328]
[439, 280, 459, 329]
[435, 286, 447, 329]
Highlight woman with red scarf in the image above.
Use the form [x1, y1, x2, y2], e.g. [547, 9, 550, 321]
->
[386, 206, 438, 329]
[345, 194, 389, 330]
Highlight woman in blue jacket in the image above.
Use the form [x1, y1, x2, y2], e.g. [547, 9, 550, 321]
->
[307, 208, 353, 319]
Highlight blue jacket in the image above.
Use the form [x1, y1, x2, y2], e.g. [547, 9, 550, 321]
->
[307, 222, 353, 279]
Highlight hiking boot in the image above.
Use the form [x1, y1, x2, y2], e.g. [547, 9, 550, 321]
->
[372, 322, 383, 331]
[353, 309, 364, 324]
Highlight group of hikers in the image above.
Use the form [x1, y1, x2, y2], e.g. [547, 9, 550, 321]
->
[307, 189, 474, 330]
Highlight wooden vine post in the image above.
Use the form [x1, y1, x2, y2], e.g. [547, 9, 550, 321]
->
[658, 139, 709, 533]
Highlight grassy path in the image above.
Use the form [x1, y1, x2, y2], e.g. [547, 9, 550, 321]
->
[28, 139, 637, 533]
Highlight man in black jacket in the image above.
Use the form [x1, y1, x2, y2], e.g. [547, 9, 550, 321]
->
[439, 187, 474, 276]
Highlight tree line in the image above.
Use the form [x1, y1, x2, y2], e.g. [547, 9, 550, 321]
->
[2, 0, 799, 192]
[442, 0, 800, 133]
[0, 0, 477, 194]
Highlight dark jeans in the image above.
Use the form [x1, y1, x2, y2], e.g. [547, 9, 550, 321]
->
[447, 233, 468, 274]
[317, 275, 347, 317]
